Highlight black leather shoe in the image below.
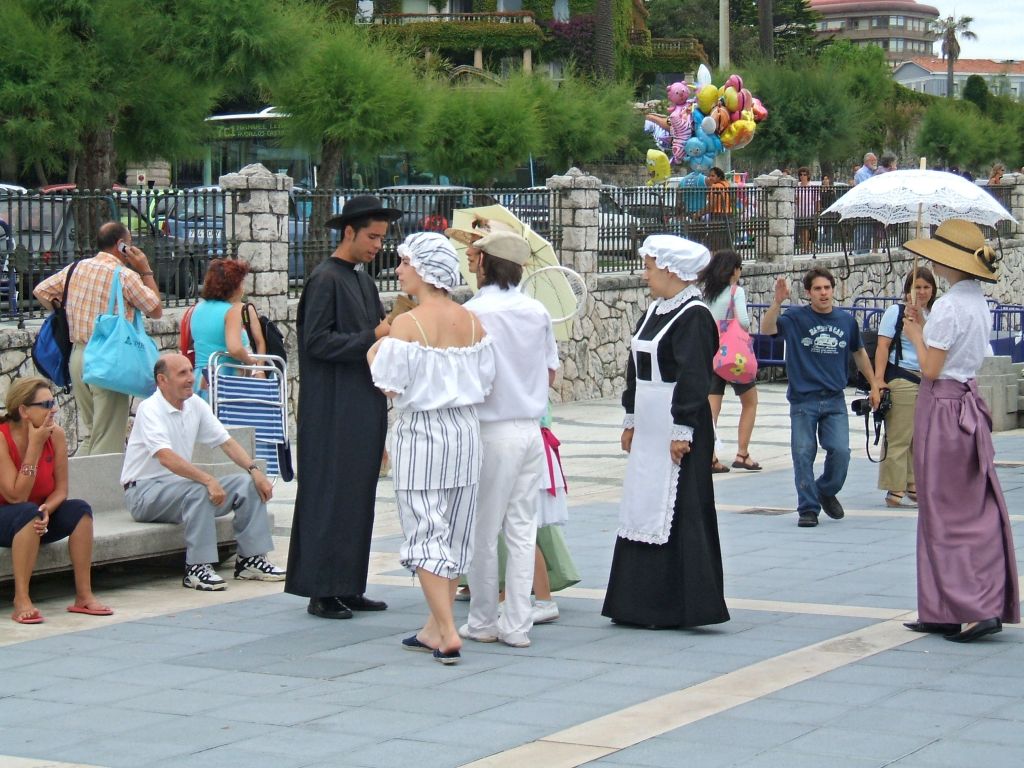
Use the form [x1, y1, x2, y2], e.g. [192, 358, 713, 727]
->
[820, 494, 845, 520]
[340, 594, 388, 611]
[307, 596, 353, 620]
[945, 618, 1002, 643]
[904, 621, 960, 635]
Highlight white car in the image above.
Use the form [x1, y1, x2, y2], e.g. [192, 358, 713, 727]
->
[503, 187, 641, 255]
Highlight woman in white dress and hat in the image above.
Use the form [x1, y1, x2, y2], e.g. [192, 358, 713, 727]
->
[603, 234, 730, 629]
[368, 233, 496, 663]
[900, 220, 1019, 643]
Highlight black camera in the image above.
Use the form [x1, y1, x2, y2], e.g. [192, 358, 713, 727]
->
[851, 389, 893, 452]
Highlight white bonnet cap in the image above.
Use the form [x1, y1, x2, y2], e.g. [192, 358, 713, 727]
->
[398, 232, 462, 292]
[638, 234, 710, 281]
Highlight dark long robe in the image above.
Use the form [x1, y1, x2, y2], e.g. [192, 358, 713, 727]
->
[602, 299, 730, 629]
[285, 258, 387, 598]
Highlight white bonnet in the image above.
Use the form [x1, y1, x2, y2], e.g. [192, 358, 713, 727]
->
[637, 234, 710, 281]
[398, 232, 462, 292]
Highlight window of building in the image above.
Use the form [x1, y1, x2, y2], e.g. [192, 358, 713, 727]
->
[889, 16, 905, 27]
[852, 17, 869, 30]
[819, 19, 845, 30]
[891, 39, 904, 52]
[553, 0, 569, 21]
[871, 16, 886, 28]
[498, 0, 523, 11]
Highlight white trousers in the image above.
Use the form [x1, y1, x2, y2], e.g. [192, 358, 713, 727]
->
[397, 485, 476, 579]
[467, 419, 543, 639]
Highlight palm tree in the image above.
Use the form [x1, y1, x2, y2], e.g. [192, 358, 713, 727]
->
[758, 0, 774, 60]
[933, 15, 977, 98]
[593, 0, 615, 79]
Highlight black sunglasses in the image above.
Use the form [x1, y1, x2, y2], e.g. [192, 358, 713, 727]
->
[27, 400, 57, 410]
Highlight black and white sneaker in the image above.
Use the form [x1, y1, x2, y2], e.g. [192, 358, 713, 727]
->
[183, 563, 226, 591]
[234, 554, 286, 581]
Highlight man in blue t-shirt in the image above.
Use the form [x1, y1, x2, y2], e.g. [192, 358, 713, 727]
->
[761, 268, 880, 527]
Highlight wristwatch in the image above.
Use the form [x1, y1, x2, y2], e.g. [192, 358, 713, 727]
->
[245, 463, 259, 475]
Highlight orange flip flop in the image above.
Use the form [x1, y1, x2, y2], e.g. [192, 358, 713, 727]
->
[67, 604, 114, 616]
[13, 610, 44, 624]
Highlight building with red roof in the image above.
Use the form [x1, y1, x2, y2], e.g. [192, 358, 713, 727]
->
[893, 57, 1024, 98]
[809, 0, 939, 64]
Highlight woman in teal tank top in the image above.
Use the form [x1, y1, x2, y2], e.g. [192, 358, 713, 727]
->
[192, 259, 266, 397]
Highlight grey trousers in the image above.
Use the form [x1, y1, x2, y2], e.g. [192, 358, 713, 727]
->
[126, 474, 273, 565]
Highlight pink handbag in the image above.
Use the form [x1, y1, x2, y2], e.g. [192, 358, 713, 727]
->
[713, 285, 758, 384]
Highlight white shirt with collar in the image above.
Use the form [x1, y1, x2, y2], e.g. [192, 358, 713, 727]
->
[464, 284, 559, 423]
[924, 279, 993, 383]
[121, 390, 231, 484]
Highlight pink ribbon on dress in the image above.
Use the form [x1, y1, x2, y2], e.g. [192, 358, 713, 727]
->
[541, 427, 568, 497]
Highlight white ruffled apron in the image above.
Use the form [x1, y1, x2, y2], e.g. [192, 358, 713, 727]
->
[618, 299, 701, 544]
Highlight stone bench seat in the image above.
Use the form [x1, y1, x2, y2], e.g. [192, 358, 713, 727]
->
[0, 428, 270, 581]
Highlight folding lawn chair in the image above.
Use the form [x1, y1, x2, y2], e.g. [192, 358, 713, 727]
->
[208, 352, 292, 481]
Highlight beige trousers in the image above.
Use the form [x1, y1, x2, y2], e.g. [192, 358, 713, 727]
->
[878, 376, 920, 493]
[70, 343, 130, 456]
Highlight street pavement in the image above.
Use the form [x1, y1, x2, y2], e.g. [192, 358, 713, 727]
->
[1, 383, 1022, 768]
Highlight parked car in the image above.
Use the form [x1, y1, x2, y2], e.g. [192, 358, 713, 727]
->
[502, 187, 642, 255]
[1, 190, 201, 305]
[377, 186, 500, 239]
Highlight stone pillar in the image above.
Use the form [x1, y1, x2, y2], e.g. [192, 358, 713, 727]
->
[755, 171, 795, 262]
[976, 356, 1020, 432]
[218, 163, 292, 323]
[548, 168, 604, 401]
[1003, 172, 1024, 236]
[474, 48, 483, 69]
[523, 48, 532, 73]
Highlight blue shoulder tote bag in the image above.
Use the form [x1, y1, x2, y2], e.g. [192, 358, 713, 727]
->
[83, 267, 160, 398]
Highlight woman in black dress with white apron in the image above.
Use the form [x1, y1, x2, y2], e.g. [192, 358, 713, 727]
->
[602, 234, 730, 629]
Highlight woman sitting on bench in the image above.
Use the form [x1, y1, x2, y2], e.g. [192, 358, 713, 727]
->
[0, 377, 111, 624]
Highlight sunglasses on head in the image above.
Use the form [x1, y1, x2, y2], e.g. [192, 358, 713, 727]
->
[27, 400, 57, 410]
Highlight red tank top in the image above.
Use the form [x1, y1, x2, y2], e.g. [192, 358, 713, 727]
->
[0, 422, 56, 505]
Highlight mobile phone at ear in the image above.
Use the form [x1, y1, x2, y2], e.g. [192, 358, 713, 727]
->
[118, 242, 129, 255]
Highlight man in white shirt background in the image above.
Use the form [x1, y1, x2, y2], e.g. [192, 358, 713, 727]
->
[460, 231, 559, 649]
[121, 353, 284, 591]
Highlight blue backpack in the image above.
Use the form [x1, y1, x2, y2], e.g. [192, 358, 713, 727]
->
[32, 260, 81, 390]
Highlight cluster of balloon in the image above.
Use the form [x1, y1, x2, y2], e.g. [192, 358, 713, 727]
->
[645, 65, 768, 175]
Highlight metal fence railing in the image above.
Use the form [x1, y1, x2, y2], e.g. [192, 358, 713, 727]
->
[0, 187, 232, 321]
[983, 183, 1014, 239]
[609, 185, 768, 268]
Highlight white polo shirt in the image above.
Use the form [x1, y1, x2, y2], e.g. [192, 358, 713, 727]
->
[465, 285, 559, 423]
[121, 390, 231, 484]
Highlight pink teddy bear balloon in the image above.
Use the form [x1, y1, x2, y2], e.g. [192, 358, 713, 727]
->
[666, 82, 693, 165]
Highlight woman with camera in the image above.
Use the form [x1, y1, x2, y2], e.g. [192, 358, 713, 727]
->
[873, 269, 937, 507]
[901, 220, 1018, 643]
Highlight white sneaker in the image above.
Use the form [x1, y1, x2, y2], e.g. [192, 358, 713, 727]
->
[458, 623, 498, 643]
[499, 631, 531, 648]
[183, 563, 226, 591]
[532, 600, 560, 624]
[233, 554, 286, 581]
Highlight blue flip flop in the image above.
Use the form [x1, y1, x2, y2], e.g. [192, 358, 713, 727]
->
[401, 635, 434, 653]
[433, 648, 461, 665]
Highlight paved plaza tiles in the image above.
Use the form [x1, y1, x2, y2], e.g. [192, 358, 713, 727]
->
[1, 384, 1022, 768]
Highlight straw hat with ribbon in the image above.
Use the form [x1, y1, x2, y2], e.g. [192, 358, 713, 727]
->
[903, 219, 1001, 284]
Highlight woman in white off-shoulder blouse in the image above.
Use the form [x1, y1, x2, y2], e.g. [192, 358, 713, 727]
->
[368, 232, 495, 665]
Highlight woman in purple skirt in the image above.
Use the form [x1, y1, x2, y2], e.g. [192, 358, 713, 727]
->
[901, 220, 1020, 643]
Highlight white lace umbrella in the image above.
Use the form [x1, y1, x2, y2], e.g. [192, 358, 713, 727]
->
[822, 169, 1015, 228]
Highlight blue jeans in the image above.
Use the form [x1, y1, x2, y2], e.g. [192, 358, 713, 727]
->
[790, 394, 851, 515]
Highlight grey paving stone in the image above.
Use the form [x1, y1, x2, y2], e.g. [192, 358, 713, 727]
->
[954, 718, 1024, 746]
[117, 686, 247, 716]
[45, 737, 203, 768]
[498, 656, 616, 681]
[279, 679, 408, 706]
[145, 746, 312, 768]
[726, 697, 853, 726]
[311, 707, 450, 739]
[595, 739, 761, 767]
[876, 688, 1017, 716]
[435, 670, 565, 698]
[255, 657, 385, 679]
[117, 715, 271, 751]
[821, 704, 977, 737]
[765, 679, 901, 706]
[402, 717, 546, 752]
[732, 749, 887, 767]
[182, 669, 321, 696]
[0, 669, 64, 697]
[783, 725, 938, 760]
[371, 687, 511, 718]
[0, 647, 53, 670]
[213, 696, 347, 726]
[890, 737, 1024, 767]
[23, 677, 157, 705]
[227, 725, 381, 761]
[660, 715, 814, 750]
[173, 649, 290, 671]
[91, 661, 231, 688]
[342, 737, 494, 768]
[473, 698, 612, 729]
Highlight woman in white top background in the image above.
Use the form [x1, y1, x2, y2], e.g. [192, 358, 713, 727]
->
[368, 233, 495, 664]
[698, 249, 760, 472]
[901, 220, 1019, 643]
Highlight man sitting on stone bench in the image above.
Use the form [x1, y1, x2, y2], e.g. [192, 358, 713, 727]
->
[121, 353, 285, 591]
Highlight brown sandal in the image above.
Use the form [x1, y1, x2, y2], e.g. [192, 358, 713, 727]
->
[731, 453, 762, 471]
[885, 491, 904, 507]
[711, 458, 731, 474]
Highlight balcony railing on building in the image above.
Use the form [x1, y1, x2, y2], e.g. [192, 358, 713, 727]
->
[372, 11, 536, 25]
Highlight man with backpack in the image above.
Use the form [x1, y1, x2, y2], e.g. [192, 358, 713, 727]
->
[34, 222, 162, 455]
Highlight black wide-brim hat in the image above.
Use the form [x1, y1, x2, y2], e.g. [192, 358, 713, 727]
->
[325, 195, 402, 231]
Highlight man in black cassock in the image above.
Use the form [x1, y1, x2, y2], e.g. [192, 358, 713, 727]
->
[285, 196, 402, 619]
